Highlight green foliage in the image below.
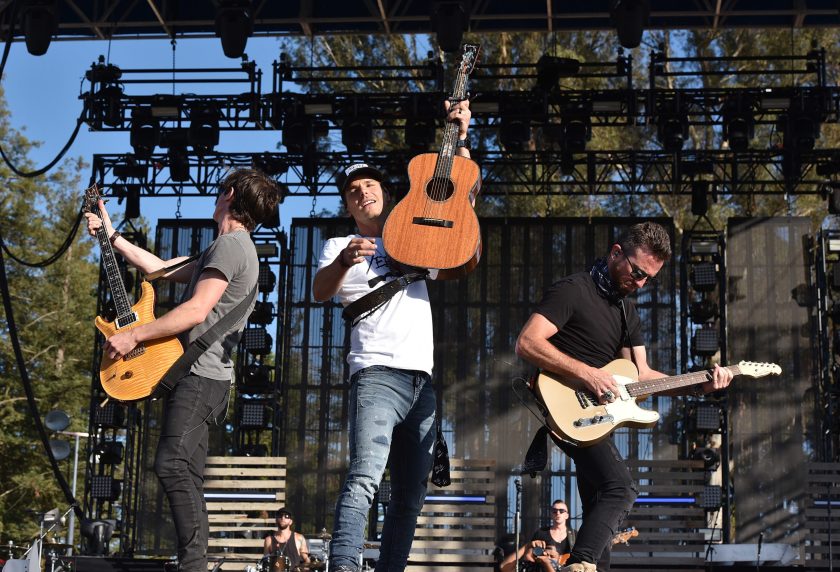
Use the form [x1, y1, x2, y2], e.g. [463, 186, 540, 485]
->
[0, 90, 98, 546]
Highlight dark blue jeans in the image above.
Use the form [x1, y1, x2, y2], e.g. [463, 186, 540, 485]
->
[154, 374, 230, 572]
[558, 438, 638, 569]
[330, 366, 436, 572]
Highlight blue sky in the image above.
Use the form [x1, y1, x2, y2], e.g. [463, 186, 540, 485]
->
[4, 35, 341, 231]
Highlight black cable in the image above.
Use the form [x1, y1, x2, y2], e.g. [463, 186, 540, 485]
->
[0, 3, 85, 178]
[0, 206, 84, 267]
[0, 223, 82, 518]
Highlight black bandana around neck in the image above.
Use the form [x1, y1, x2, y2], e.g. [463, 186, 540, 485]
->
[589, 257, 622, 303]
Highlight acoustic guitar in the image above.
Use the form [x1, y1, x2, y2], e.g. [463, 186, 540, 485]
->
[84, 184, 184, 402]
[382, 43, 482, 280]
[533, 359, 781, 447]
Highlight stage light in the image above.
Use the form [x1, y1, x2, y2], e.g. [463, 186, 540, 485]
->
[45, 410, 70, 432]
[239, 401, 270, 429]
[81, 518, 116, 556]
[249, 301, 275, 325]
[535, 55, 581, 92]
[405, 96, 437, 150]
[167, 146, 190, 182]
[243, 327, 273, 355]
[341, 117, 372, 153]
[780, 96, 822, 153]
[215, 0, 252, 59]
[657, 113, 688, 153]
[123, 184, 141, 220]
[189, 105, 220, 154]
[689, 239, 719, 256]
[610, 0, 649, 49]
[239, 363, 274, 394]
[282, 115, 313, 153]
[692, 327, 719, 357]
[113, 159, 147, 181]
[691, 181, 709, 216]
[49, 439, 71, 461]
[692, 447, 721, 471]
[431, 1, 469, 53]
[90, 475, 122, 501]
[130, 109, 160, 160]
[252, 153, 288, 177]
[94, 403, 126, 428]
[97, 85, 124, 128]
[690, 262, 718, 292]
[21, 0, 58, 56]
[689, 298, 718, 323]
[255, 243, 279, 258]
[560, 112, 591, 153]
[722, 97, 755, 153]
[700, 485, 722, 509]
[95, 441, 124, 465]
[694, 405, 723, 431]
[258, 264, 276, 293]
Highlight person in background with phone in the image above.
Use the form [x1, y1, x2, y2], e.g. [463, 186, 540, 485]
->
[499, 500, 576, 572]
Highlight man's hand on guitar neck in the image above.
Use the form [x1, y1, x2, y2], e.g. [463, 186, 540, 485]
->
[444, 99, 472, 159]
[695, 363, 734, 396]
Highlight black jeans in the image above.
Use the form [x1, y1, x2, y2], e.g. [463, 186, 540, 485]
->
[558, 438, 638, 570]
[154, 374, 230, 572]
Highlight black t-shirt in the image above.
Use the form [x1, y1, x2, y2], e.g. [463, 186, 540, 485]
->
[535, 271, 643, 368]
[531, 526, 573, 557]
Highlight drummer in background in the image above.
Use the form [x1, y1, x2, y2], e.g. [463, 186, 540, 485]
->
[263, 508, 310, 571]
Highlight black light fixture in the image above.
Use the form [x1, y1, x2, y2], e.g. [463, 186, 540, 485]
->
[243, 327, 272, 355]
[691, 180, 709, 216]
[610, 0, 649, 49]
[700, 485, 722, 510]
[249, 301, 275, 325]
[239, 363, 274, 394]
[130, 108, 160, 160]
[405, 95, 438, 150]
[694, 405, 723, 431]
[339, 97, 372, 153]
[96, 85, 124, 128]
[252, 153, 288, 177]
[90, 476, 122, 502]
[258, 264, 276, 293]
[499, 98, 532, 151]
[81, 519, 116, 556]
[657, 109, 688, 153]
[282, 104, 313, 154]
[95, 441, 125, 465]
[20, 0, 58, 56]
[188, 105, 220, 154]
[690, 262, 718, 292]
[689, 298, 718, 323]
[94, 403, 126, 428]
[692, 327, 719, 357]
[535, 55, 581, 92]
[431, 1, 469, 53]
[168, 146, 190, 182]
[239, 401, 271, 429]
[123, 184, 141, 220]
[722, 95, 755, 152]
[692, 447, 721, 471]
[215, 0, 252, 59]
[560, 108, 592, 153]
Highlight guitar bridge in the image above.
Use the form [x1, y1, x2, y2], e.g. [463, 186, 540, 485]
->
[413, 217, 454, 228]
[573, 414, 615, 428]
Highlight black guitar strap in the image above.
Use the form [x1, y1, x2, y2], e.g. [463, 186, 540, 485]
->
[618, 299, 638, 368]
[157, 286, 258, 394]
[342, 271, 428, 325]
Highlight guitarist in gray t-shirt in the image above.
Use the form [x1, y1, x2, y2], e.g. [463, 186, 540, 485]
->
[85, 168, 281, 572]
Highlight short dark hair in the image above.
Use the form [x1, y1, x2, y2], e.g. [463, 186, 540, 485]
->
[551, 499, 566, 507]
[218, 168, 282, 231]
[618, 222, 672, 261]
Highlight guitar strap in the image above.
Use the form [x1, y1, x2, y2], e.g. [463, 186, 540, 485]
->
[157, 286, 258, 394]
[618, 299, 638, 367]
[342, 271, 428, 325]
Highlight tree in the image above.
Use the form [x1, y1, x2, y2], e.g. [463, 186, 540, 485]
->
[0, 86, 98, 546]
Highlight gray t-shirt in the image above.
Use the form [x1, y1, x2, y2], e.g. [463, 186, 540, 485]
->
[180, 229, 258, 380]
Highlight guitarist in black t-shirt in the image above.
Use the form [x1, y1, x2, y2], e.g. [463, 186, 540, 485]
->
[499, 500, 576, 572]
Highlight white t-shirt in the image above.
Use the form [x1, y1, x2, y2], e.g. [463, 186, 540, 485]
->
[317, 235, 434, 377]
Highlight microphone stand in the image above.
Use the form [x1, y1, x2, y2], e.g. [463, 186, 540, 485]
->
[704, 508, 720, 571]
[755, 532, 763, 571]
[514, 479, 522, 572]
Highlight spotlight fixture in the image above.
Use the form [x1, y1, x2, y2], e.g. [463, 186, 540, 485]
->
[692, 327, 719, 357]
[700, 485, 722, 509]
[21, 0, 58, 56]
[252, 153, 289, 177]
[690, 262, 718, 292]
[243, 327, 273, 355]
[657, 112, 688, 154]
[689, 298, 718, 323]
[81, 519, 116, 556]
[691, 181, 709, 216]
[90, 476, 122, 502]
[215, 0, 253, 59]
[258, 264, 277, 293]
[123, 184, 141, 220]
[282, 104, 314, 154]
[130, 108, 160, 160]
[560, 109, 592, 153]
[610, 0, 649, 49]
[535, 55, 581, 92]
[239, 401, 270, 429]
[341, 116, 372, 153]
[188, 105, 220, 154]
[692, 446, 721, 470]
[168, 146, 190, 182]
[431, 1, 469, 53]
[94, 441, 125, 465]
[722, 96, 755, 153]
[94, 403, 126, 428]
[249, 301, 275, 325]
[694, 405, 723, 431]
[239, 363, 274, 394]
[96, 85, 125, 128]
[499, 98, 533, 151]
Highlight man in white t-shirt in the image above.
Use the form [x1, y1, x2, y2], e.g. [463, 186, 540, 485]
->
[312, 99, 472, 572]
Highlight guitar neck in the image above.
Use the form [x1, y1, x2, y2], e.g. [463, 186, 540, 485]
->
[93, 224, 134, 318]
[626, 365, 742, 397]
[433, 62, 471, 176]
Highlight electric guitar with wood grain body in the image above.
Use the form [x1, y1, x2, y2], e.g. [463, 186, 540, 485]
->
[533, 359, 781, 447]
[84, 184, 184, 402]
[382, 43, 482, 280]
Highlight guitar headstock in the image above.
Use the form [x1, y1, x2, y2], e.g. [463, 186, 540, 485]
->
[612, 527, 638, 545]
[83, 183, 102, 215]
[459, 43, 481, 75]
[737, 361, 782, 378]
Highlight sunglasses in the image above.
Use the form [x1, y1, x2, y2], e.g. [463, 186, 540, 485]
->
[619, 247, 657, 286]
[551, 508, 568, 514]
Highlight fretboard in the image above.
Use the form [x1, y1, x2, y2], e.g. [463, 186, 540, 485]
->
[94, 225, 133, 318]
[626, 365, 742, 397]
[432, 63, 471, 182]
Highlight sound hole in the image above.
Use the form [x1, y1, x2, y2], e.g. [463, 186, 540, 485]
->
[424, 177, 454, 202]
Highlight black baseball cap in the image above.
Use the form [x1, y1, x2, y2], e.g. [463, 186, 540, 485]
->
[276, 508, 293, 519]
[335, 163, 385, 194]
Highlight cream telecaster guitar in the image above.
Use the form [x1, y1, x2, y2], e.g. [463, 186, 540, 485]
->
[533, 359, 781, 447]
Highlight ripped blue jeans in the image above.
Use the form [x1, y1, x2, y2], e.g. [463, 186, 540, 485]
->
[329, 366, 436, 572]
